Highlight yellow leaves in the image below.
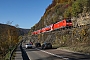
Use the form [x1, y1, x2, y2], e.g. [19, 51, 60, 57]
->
[38, 34, 41, 40]
[80, 29, 87, 36]
[0, 24, 19, 56]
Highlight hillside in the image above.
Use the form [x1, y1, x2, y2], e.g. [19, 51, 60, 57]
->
[0, 24, 19, 58]
[0, 23, 30, 59]
[29, 0, 90, 33]
[18, 28, 30, 36]
[28, 0, 90, 54]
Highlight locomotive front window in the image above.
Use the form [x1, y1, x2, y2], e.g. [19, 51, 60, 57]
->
[66, 20, 71, 22]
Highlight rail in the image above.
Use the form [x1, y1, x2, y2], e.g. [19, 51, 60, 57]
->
[9, 40, 23, 60]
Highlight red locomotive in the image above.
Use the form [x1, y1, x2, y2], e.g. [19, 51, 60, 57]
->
[32, 19, 72, 35]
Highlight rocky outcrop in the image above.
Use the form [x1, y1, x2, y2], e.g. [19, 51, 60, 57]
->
[77, 12, 90, 26]
[72, 12, 90, 27]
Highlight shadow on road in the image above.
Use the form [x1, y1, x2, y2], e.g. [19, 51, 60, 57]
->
[54, 52, 90, 60]
[20, 45, 30, 60]
[71, 52, 90, 60]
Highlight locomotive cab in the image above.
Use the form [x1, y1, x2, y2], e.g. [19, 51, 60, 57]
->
[66, 19, 72, 27]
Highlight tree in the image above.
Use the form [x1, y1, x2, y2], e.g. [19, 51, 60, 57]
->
[6, 21, 13, 25]
[15, 24, 19, 28]
[71, 1, 83, 17]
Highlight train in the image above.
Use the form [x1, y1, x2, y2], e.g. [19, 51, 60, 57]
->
[32, 19, 73, 35]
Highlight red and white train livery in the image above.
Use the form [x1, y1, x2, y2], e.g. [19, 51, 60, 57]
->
[32, 19, 72, 35]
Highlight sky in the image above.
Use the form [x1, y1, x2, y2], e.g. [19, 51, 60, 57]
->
[0, 0, 52, 29]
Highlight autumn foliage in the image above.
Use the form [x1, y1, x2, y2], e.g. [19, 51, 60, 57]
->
[0, 24, 19, 58]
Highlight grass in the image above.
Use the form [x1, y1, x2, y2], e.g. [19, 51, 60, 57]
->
[4, 46, 16, 60]
[5, 51, 11, 60]
[52, 44, 60, 48]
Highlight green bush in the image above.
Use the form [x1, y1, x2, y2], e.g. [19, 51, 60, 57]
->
[64, 7, 72, 18]
[71, 1, 83, 17]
